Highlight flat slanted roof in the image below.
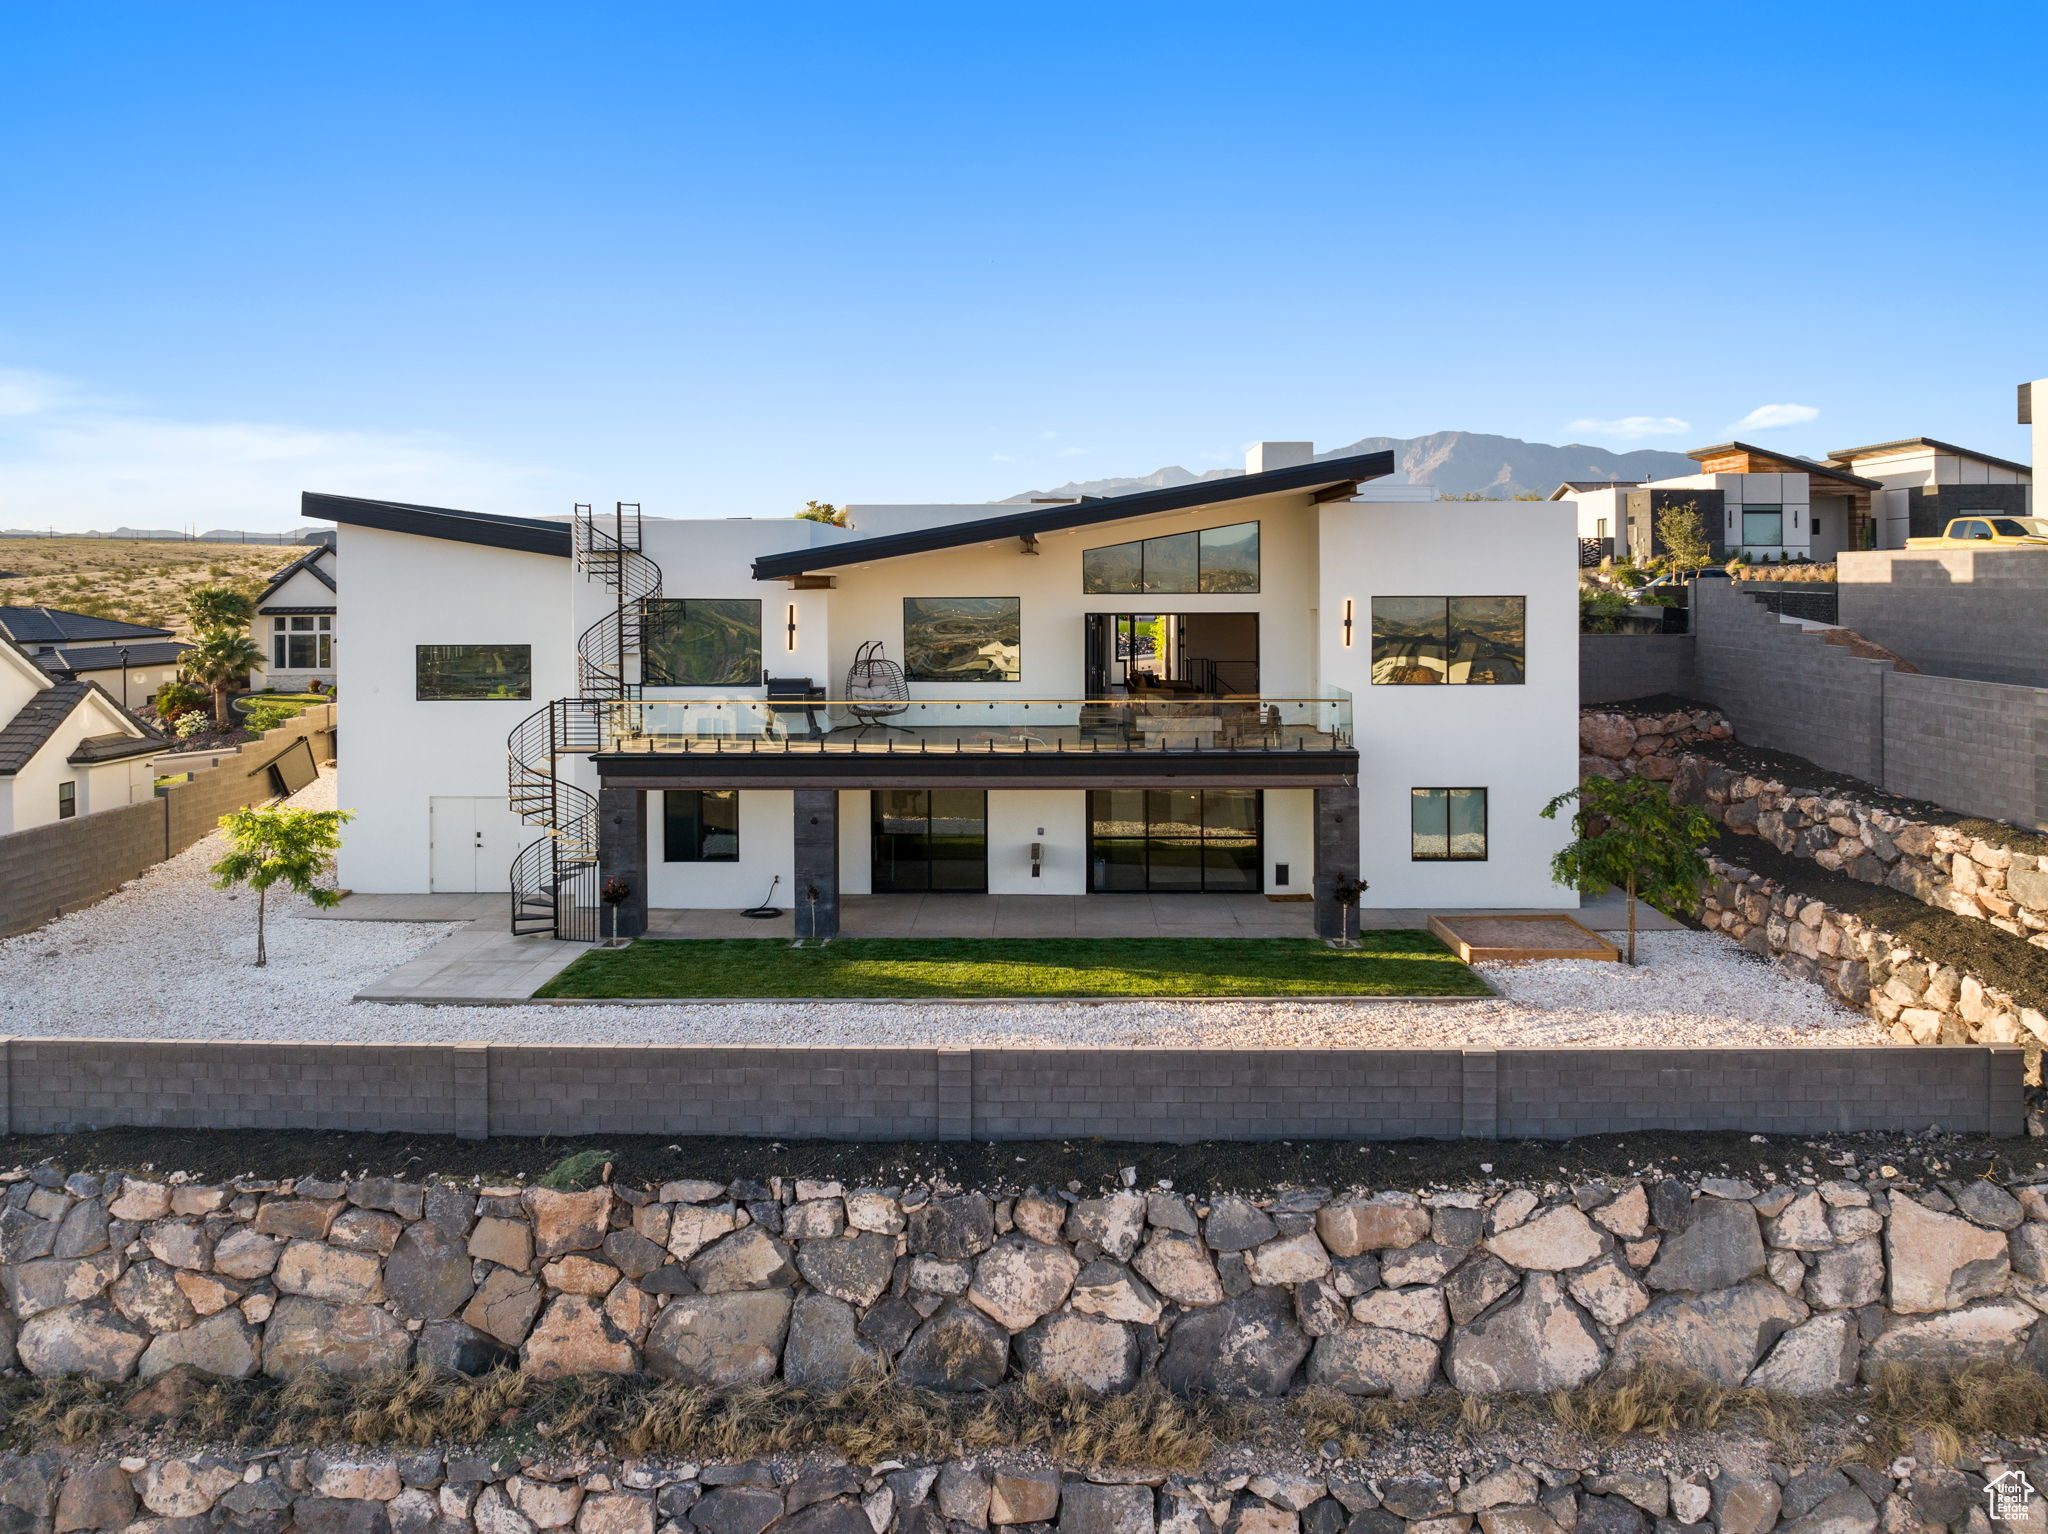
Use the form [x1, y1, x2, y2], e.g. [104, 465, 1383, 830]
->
[749, 449, 1396, 580]
[0, 607, 174, 645]
[1685, 442, 1882, 490]
[1825, 437, 2032, 478]
[302, 493, 573, 558]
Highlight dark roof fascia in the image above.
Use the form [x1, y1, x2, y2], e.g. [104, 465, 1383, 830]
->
[302, 493, 572, 558]
[38, 640, 193, 673]
[1685, 442, 1882, 490]
[590, 747, 1360, 789]
[1824, 437, 2033, 478]
[258, 605, 337, 616]
[748, 450, 1397, 580]
[257, 545, 337, 605]
[69, 730, 168, 766]
[0, 607, 176, 644]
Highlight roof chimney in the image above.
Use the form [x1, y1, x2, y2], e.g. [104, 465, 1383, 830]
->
[1245, 441, 1314, 475]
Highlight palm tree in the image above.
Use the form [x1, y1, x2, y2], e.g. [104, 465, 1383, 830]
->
[187, 584, 255, 630]
[184, 629, 265, 730]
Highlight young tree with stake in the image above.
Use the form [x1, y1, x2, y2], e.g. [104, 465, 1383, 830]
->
[1541, 775, 1714, 964]
[211, 806, 353, 966]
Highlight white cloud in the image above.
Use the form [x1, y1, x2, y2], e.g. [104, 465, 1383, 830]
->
[1730, 403, 1819, 432]
[990, 453, 1013, 462]
[1054, 446, 1088, 458]
[0, 365, 569, 531]
[1565, 415, 1691, 440]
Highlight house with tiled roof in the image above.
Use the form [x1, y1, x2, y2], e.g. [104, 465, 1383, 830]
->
[251, 544, 336, 691]
[0, 630, 166, 833]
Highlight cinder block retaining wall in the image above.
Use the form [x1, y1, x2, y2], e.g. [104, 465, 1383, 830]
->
[0, 704, 336, 938]
[0, 1037, 2024, 1141]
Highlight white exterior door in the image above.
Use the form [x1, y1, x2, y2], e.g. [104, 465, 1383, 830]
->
[430, 796, 525, 892]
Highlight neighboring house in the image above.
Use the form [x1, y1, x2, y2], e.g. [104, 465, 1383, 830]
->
[0, 631, 165, 834]
[0, 608, 185, 713]
[252, 544, 337, 692]
[306, 442, 1579, 939]
[1823, 437, 2032, 548]
[1555, 435, 2031, 564]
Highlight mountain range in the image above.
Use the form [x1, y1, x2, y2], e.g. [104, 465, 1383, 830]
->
[999, 431, 1698, 503]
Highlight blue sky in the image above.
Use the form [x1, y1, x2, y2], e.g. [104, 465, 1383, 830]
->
[2, 2, 2042, 530]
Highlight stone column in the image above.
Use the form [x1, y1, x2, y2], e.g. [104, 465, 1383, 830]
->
[1313, 781, 1361, 942]
[793, 790, 840, 942]
[596, 786, 648, 941]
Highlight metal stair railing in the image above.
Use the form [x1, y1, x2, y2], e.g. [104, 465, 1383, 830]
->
[507, 502, 663, 939]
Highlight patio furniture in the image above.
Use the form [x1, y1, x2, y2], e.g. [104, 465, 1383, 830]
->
[765, 675, 829, 737]
[1135, 713, 1221, 749]
[845, 641, 912, 737]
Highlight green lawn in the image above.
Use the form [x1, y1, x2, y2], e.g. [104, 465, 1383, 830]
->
[533, 934, 1491, 1000]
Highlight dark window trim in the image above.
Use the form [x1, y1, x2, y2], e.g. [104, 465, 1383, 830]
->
[414, 644, 534, 701]
[1370, 596, 1527, 686]
[902, 596, 1023, 684]
[1411, 785, 1488, 862]
[57, 780, 77, 819]
[643, 598, 765, 688]
[662, 788, 741, 862]
[1082, 519, 1262, 596]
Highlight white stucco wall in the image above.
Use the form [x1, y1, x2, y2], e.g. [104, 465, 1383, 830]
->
[334, 524, 575, 893]
[0, 688, 157, 834]
[643, 788, 794, 910]
[1318, 498, 1579, 909]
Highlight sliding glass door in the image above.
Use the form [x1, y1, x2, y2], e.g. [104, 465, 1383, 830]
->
[871, 790, 988, 892]
[1088, 789, 1262, 893]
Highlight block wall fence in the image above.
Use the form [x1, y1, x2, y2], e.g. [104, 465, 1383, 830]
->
[0, 705, 335, 938]
[0, 1037, 2023, 1142]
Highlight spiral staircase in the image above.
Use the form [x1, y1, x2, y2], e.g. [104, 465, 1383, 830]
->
[507, 503, 663, 939]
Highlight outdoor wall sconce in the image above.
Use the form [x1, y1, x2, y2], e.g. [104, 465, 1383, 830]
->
[786, 604, 798, 650]
[1341, 600, 1354, 647]
[1030, 841, 1044, 878]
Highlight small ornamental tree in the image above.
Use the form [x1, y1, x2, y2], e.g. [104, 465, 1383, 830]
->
[184, 629, 265, 729]
[211, 805, 354, 966]
[1655, 500, 1712, 572]
[1541, 775, 1715, 965]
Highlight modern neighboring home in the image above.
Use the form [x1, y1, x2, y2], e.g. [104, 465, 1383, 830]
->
[306, 442, 1579, 940]
[0, 631, 166, 833]
[1822, 438, 2031, 547]
[251, 543, 337, 692]
[0, 607, 187, 712]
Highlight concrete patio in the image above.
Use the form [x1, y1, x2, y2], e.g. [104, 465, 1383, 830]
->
[319, 888, 1679, 1005]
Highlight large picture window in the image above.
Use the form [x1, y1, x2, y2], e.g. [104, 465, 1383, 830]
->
[663, 790, 739, 862]
[1371, 597, 1525, 684]
[1411, 787, 1487, 861]
[643, 599, 762, 686]
[1083, 521, 1260, 595]
[272, 614, 332, 670]
[1740, 506, 1785, 547]
[903, 598, 1021, 682]
[416, 644, 532, 700]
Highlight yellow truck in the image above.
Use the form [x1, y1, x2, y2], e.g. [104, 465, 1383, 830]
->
[1904, 516, 2048, 549]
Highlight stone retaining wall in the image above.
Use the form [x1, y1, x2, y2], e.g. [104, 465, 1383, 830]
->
[1581, 704, 2048, 946]
[8, 1437, 2044, 1534]
[1700, 853, 2047, 1050]
[6, 1161, 2047, 1407]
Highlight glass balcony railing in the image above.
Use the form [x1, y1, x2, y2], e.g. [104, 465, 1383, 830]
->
[592, 696, 1353, 755]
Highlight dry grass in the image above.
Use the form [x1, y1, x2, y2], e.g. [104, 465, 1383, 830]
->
[9, 1362, 2048, 1469]
[0, 539, 285, 639]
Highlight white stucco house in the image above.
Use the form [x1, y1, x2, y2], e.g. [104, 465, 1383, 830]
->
[307, 442, 1580, 940]
[252, 543, 337, 692]
[1555, 436, 2030, 565]
[0, 607, 191, 712]
[0, 631, 166, 833]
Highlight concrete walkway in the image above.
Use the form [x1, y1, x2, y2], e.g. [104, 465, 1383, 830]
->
[329, 887, 1679, 1005]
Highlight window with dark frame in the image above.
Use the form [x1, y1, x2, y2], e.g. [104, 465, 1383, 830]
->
[1411, 787, 1487, 861]
[1082, 521, 1260, 594]
[903, 597, 1021, 682]
[272, 614, 332, 670]
[1740, 506, 1785, 547]
[663, 790, 740, 862]
[415, 644, 532, 700]
[57, 780, 76, 820]
[1370, 597, 1525, 684]
[642, 599, 763, 686]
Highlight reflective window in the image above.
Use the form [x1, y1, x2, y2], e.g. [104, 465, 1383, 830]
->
[663, 790, 739, 862]
[57, 780, 77, 820]
[416, 644, 532, 700]
[272, 614, 332, 670]
[1412, 787, 1487, 861]
[1082, 521, 1260, 594]
[1740, 506, 1785, 547]
[1371, 597, 1525, 685]
[643, 600, 762, 686]
[1088, 788, 1261, 892]
[903, 598, 1021, 682]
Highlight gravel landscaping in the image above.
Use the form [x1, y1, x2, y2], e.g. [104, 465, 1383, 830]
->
[0, 772, 1886, 1049]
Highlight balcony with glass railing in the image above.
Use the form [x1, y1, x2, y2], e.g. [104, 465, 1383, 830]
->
[591, 695, 1352, 756]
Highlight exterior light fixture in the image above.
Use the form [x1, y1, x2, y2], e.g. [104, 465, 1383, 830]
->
[1342, 600, 1354, 647]
[786, 604, 797, 650]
